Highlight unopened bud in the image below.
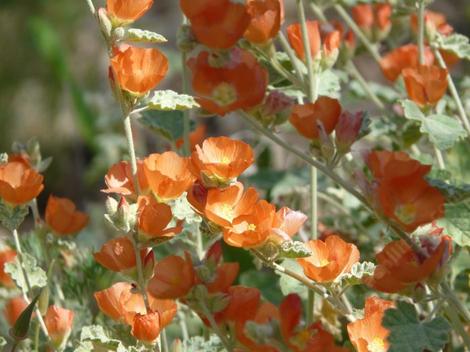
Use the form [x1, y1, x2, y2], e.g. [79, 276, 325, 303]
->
[317, 121, 335, 163]
[38, 286, 50, 316]
[104, 196, 138, 232]
[335, 111, 366, 154]
[0, 153, 8, 164]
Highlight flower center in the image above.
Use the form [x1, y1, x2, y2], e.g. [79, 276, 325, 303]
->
[212, 83, 237, 107]
[248, 223, 257, 231]
[220, 204, 234, 222]
[319, 258, 330, 267]
[368, 337, 386, 352]
[220, 156, 231, 164]
[394, 203, 416, 225]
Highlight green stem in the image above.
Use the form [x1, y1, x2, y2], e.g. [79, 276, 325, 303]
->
[441, 282, 470, 323]
[417, 1, 426, 65]
[11, 229, 50, 339]
[444, 303, 470, 349]
[346, 62, 385, 109]
[333, 4, 382, 64]
[199, 300, 233, 351]
[433, 146, 446, 169]
[309, 2, 327, 21]
[432, 48, 470, 134]
[85, 0, 96, 15]
[277, 32, 305, 85]
[181, 49, 191, 156]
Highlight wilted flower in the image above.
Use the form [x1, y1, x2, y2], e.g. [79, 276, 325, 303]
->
[335, 111, 365, 154]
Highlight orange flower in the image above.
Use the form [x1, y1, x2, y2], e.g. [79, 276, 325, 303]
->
[110, 46, 168, 95]
[347, 296, 394, 352]
[380, 44, 434, 81]
[137, 196, 183, 241]
[298, 235, 360, 283]
[223, 200, 276, 248]
[94, 282, 132, 321]
[0, 161, 44, 206]
[366, 236, 452, 293]
[106, 0, 153, 24]
[367, 151, 431, 181]
[103, 160, 148, 196]
[410, 10, 453, 36]
[131, 311, 161, 342]
[244, 0, 283, 44]
[287, 21, 341, 61]
[147, 253, 195, 299]
[289, 97, 342, 140]
[402, 64, 448, 107]
[352, 4, 392, 33]
[175, 124, 207, 151]
[183, 0, 250, 49]
[191, 137, 254, 186]
[204, 262, 240, 294]
[0, 247, 16, 287]
[188, 48, 268, 116]
[45, 196, 88, 236]
[204, 182, 258, 228]
[279, 294, 348, 352]
[44, 306, 74, 348]
[271, 206, 308, 242]
[144, 152, 195, 202]
[377, 176, 445, 232]
[235, 302, 279, 352]
[368, 151, 445, 232]
[217, 286, 261, 323]
[4, 296, 28, 326]
[94, 236, 154, 274]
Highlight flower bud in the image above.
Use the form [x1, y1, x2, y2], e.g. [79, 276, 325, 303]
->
[255, 91, 294, 127]
[44, 306, 74, 350]
[104, 196, 138, 232]
[318, 121, 335, 163]
[335, 111, 366, 154]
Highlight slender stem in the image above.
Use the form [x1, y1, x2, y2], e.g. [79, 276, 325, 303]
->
[307, 166, 318, 325]
[296, 0, 316, 102]
[277, 32, 305, 85]
[434, 146, 445, 169]
[199, 300, 233, 351]
[309, 2, 327, 21]
[333, 4, 382, 64]
[432, 48, 470, 134]
[11, 229, 50, 339]
[441, 282, 470, 323]
[161, 329, 169, 352]
[444, 303, 470, 349]
[417, 1, 426, 65]
[29, 199, 42, 227]
[181, 49, 191, 156]
[346, 62, 385, 109]
[123, 116, 141, 195]
[195, 224, 204, 260]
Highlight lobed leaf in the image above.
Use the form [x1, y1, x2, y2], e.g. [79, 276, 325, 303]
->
[437, 201, 470, 247]
[420, 114, 467, 150]
[335, 261, 376, 286]
[383, 301, 450, 352]
[116, 28, 167, 44]
[145, 90, 200, 111]
[4, 253, 47, 291]
[434, 32, 470, 61]
[0, 201, 29, 231]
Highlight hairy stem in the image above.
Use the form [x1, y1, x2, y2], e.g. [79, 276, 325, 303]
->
[346, 62, 385, 109]
[417, 1, 426, 65]
[11, 229, 50, 339]
[432, 48, 470, 134]
[333, 4, 382, 64]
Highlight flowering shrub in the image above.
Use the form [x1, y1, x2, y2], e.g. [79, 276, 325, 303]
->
[0, 0, 470, 351]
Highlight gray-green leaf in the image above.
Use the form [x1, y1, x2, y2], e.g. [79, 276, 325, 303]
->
[335, 261, 376, 286]
[139, 110, 187, 141]
[401, 99, 425, 121]
[0, 201, 29, 231]
[434, 32, 470, 61]
[383, 301, 450, 352]
[115, 28, 167, 44]
[145, 90, 199, 111]
[437, 201, 470, 247]
[4, 253, 47, 291]
[420, 114, 467, 150]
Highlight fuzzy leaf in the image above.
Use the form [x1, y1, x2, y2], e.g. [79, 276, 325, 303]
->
[435, 32, 470, 61]
[171, 193, 202, 224]
[146, 90, 199, 111]
[117, 28, 167, 44]
[278, 259, 308, 299]
[420, 114, 467, 150]
[4, 253, 47, 291]
[383, 301, 450, 352]
[401, 99, 425, 121]
[186, 335, 224, 352]
[279, 241, 312, 258]
[335, 261, 376, 286]
[79, 325, 126, 351]
[139, 110, 188, 141]
[0, 201, 29, 231]
[437, 201, 470, 247]
[427, 178, 470, 203]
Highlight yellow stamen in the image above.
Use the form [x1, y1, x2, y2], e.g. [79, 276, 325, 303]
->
[368, 337, 386, 352]
[212, 83, 237, 107]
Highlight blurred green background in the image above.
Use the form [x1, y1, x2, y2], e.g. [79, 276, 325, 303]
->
[0, 0, 469, 208]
